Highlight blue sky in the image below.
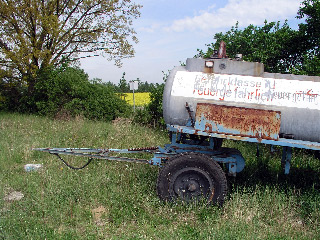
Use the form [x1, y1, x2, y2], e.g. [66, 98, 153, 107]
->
[80, 0, 303, 84]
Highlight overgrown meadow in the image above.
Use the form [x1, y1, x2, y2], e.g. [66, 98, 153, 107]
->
[1, 113, 319, 239]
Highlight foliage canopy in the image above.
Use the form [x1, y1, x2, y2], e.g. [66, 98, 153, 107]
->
[197, 21, 300, 73]
[0, 0, 141, 91]
[197, 0, 320, 76]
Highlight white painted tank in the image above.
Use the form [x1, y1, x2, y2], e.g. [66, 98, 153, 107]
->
[163, 58, 320, 142]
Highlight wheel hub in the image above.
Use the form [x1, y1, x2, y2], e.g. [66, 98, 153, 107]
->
[187, 181, 198, 192]
[171, 167, 214, 201]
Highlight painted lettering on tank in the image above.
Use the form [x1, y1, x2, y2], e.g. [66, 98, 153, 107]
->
[171, 71, 320, 110]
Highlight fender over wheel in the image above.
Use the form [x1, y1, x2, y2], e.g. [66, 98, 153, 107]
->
[157, 153, 227, 205]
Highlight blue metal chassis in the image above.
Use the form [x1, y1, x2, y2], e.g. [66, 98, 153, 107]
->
[35, 124, 320, 176]
[152, 124, 320, 175]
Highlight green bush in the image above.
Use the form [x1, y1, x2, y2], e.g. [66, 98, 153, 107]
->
[146, 83, 165, 127]
[133, 83, 165, 127]
[30, 65, 130, 121]
[133, 107, 152, 125]
[0, 78, 26, 112]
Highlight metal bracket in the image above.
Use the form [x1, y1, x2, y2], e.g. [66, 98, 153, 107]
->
[282, 146, 292, 174]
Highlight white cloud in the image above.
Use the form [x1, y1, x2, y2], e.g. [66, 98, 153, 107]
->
[80, 0, 303, 84]
[138, 23, 163, 33]
[165, 0, 301, 32]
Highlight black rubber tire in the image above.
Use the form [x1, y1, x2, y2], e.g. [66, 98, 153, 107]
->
[157, 153, 227, 205]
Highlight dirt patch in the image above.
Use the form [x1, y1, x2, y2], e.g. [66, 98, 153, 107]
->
[112, 118, 132, 126]
[91, 206, 107, 226]
[3, 191, 24, 201]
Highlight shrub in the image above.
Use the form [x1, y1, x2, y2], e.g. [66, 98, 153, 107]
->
[0, 78, 26, 112]
[133, 83, 165, 127]
[133, 107, 152, 125]
[146, 83, 165, 127]
[30, 65, 130, 121]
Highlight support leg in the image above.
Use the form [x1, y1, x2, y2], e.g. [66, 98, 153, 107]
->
[282, 146, 292, 174]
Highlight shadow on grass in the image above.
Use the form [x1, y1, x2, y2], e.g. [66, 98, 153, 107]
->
[224, 143, 319, 192]
[229, 159, 320, 193]
[226, 156, 320, 221]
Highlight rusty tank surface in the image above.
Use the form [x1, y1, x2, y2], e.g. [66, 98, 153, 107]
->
[163, 56, 320, 142]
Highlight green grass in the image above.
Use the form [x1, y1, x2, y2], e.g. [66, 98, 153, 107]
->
[1, 112, 319, 239]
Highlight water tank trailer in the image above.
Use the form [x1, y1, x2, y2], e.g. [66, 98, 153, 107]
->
[34, 45, 320, 205]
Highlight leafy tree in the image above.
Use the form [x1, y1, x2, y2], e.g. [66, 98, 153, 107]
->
[103, 81, 118, 92]
[0, 0, 141, 95]
[118, 72, 129, 101]
[294, 0, 320, 75]
[197, 0, 320, 76]
[136, 81, 153, 92]
[99, 79, 157, 93]
[298, 0, 320, 54]
[197, 21, 300, 73]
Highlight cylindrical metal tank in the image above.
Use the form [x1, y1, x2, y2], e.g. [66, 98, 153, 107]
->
[163, 58, 320, 142]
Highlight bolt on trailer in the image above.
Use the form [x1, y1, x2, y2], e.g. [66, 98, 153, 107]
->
[34, 42, 320, 205]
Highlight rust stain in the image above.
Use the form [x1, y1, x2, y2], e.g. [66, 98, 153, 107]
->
[195, 103, 281, 141]
[205, 123, 213, 132]
[204, 66, 213, 74]
[128, 146, 158, 151]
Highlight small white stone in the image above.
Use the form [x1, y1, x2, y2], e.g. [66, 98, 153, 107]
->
[24, 164, 43, 172]
[4, 191, 24, 201]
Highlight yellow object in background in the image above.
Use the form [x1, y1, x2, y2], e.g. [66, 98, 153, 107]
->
[125, 92, 150, 106]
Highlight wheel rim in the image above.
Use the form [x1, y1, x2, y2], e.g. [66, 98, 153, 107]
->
[170, 167, 214, 201]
